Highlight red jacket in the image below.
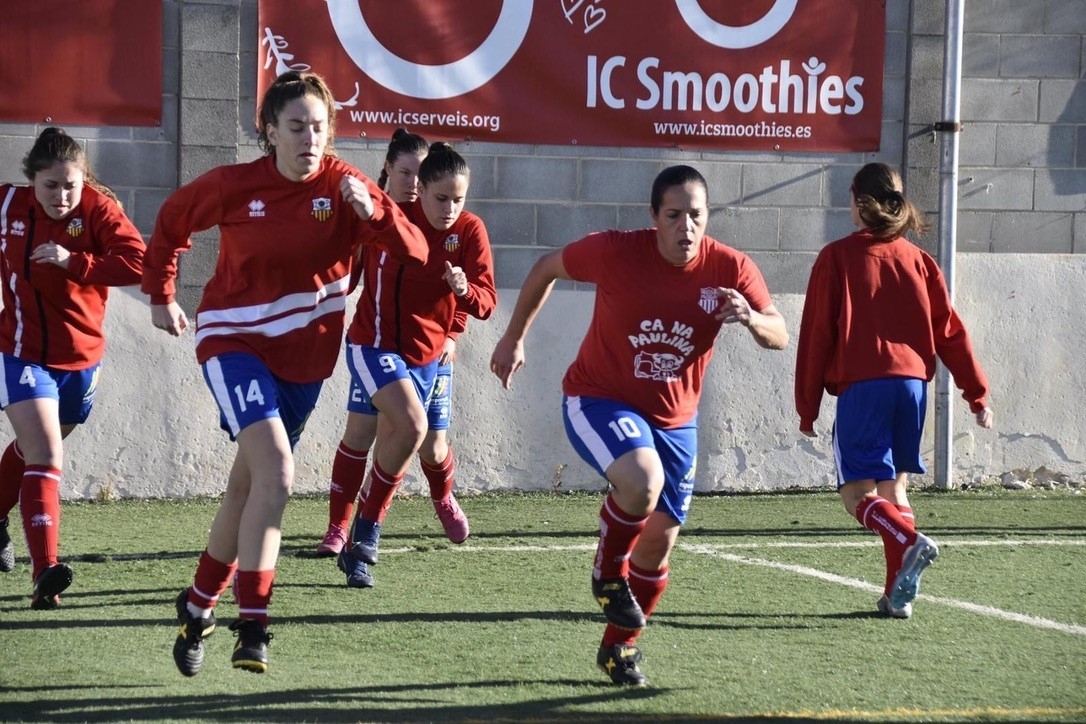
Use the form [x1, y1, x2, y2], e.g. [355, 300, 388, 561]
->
[142, 155, 427, 383]
[795, 230, 989, 429]
[0, 184, 144, 369]
[348, 201, 496, 366]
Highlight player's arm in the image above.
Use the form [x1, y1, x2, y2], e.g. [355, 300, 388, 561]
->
[489, 249, 570, 390]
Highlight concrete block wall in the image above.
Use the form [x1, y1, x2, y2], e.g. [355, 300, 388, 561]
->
[0, 1, 1083, 498]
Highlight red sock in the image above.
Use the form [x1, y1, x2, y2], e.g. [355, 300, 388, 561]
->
[0, 441, 25, 520]
[20, 465, 61, 581]
[422, 447, 455, 501]
[189, 550, 237, 611]
[328, 442, 369, 531]
[358, 459, 403, 524]
[855, 496, 917, 595]
[603, 562, 669, 646]
[593, 493, 649, 580]
[234, 569, 275, 628]
[896, 504, 916, 531]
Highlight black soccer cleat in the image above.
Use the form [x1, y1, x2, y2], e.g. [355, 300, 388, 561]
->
[173, 588, 217, 677]
[349, 518, 382, 566]
[337, 547, 375, 588]
[229, 619, 273, 674]
[30, 563, 73, 610]
[592, 576, 646, 630]
[597, 643, 648, 686]
[0, 517, 15, 573]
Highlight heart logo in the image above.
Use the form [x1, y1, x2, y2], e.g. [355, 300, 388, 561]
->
[584, 5, 606, 34]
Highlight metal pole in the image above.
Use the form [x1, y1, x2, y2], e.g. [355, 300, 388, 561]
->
[934, 0, 965, 488]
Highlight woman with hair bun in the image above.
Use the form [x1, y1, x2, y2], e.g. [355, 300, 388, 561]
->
[795, 162, 993, 620]
[0, 126, 145, 610]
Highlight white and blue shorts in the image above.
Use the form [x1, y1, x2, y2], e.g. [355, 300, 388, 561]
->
[0, 354, 100, 425]
[344, 343, 440, 422]
[833, 377, 927, 486]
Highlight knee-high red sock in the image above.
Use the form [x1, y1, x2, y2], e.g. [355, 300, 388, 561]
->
[855, 496, 917, 595]
[188, 550, 237, 613]
[328, 442, 369, 531]
[0, 441, 25, 520]
[358, 459, 403, 524]
[593, 493, 649, 580]
[895, 504, 916, 531]
[234, 569, 275, 628]
[20, 465, 62, 581]
[421, 447, 455, 501]
[603, 562, 669, 646]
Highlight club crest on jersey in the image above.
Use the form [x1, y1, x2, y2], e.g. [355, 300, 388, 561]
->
[10, 220, 25, 236]
[66, 218, 84, 237]
[248, 199, 266, 218]
[699, 287, 719, 314]
[312, 197, 332, 221]
[443, 233, 460, 253]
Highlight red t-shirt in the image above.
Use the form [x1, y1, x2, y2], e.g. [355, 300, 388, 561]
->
[562, 228, 773, 428]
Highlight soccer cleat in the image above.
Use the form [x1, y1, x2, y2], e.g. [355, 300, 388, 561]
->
[173, 588, 217, 677]
[877, 595, 912, 619]
[592, 576, 646, 630]
[0, 517, 14, 573]
[597, 643, 648, 686]
[433, 494, 469, 544]
[350, 518, 381, 565]
[30, 563, 73, 610]
[315, 525, 347, 557]
[889, 532, 939, 610]
[229, 619, 272, 673]
[337, 547, 375, 588]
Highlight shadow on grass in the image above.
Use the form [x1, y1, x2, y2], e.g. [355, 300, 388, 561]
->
[0, 680, 865, 723]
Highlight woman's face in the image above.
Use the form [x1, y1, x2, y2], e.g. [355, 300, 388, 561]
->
[384, 151, 426, 204]
[651, 181, 708, 266]
[419, 173, 469, 231]
[33, 160, 84, 220]
[266, 94, 329, 182]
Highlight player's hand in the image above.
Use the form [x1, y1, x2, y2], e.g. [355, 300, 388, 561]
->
[439, 336, 457, 366]
[443, 261, 468, 297]
[341, 175, 374, 221]
[30, 242, 71, 269]
[490, 335, 525, 390]
[714, 287, 752, 326]
[975, 407, 994, 429]
[151, 302, 188, 336]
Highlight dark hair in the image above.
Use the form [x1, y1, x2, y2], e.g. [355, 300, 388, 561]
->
[418, 142, 469, 186]
[851, 162, 929, 239]
[650, 165, 707, 213]
[256, 71, 337, 156]
[22, 127, 119, 205]
[377, 128, 428, 190]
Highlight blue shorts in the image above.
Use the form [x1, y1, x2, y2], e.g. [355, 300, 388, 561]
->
[345, 343, 440, 421]
[833, 377, 927, 486]
[202, 352, 322, 449]
[0, 355, 101, 425]
[562, 395, 697, 525]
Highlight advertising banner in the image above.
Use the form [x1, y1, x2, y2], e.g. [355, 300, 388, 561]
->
[0, 0, 162, 127]
[258, 0, 884, 151]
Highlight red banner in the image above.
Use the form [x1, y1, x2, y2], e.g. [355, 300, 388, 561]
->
[258, 1, 883, 151]
[0, 1, 162, 127]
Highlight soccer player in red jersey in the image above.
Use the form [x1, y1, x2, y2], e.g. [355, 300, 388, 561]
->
[143, 71, 427, 676]
[795, 162, 993, 619]
[334, 142, 497, 589]
[317, 130, 479, 559]
[491, 165, 788, 685]
[0, 128, 145, 609]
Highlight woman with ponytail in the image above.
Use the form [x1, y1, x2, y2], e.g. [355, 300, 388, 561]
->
[0, 127, 145, 609]
[795, 162, 993, 619]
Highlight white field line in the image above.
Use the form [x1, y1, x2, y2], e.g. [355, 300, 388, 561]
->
[680, 542, 1086, 637]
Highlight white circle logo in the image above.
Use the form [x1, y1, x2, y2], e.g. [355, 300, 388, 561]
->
[675, 0, 798, 49]
[326, 1, 533, 100]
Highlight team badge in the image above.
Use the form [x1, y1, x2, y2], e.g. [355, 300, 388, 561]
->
[699, 287, 719, 314]
[312, 197, 333, 221]
[443, 233, 460, 253]
[66, 218, 84, 237]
